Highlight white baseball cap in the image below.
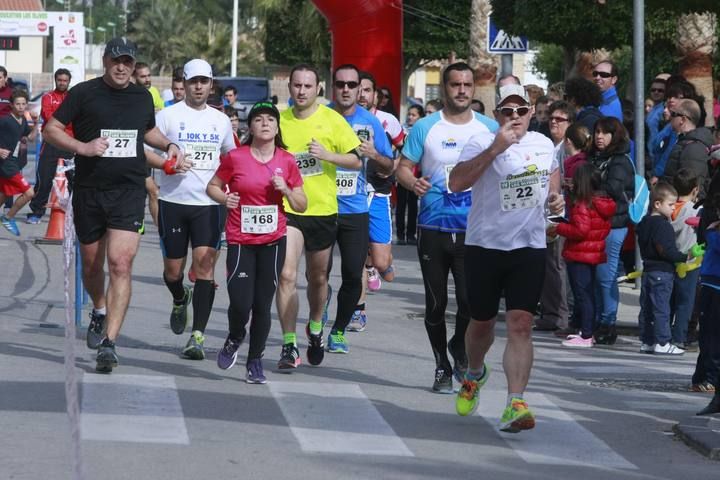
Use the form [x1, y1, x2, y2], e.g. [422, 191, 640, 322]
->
[497, 84, 529, 106]
[183, 59, 213, 80]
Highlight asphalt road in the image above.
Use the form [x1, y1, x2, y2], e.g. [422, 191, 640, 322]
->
[0, 215, 717, 480]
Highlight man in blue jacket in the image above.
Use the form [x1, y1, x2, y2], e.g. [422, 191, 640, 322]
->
[593, 61, 622, 122]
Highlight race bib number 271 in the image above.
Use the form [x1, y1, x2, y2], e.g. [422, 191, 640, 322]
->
[101, 129, 138, 158]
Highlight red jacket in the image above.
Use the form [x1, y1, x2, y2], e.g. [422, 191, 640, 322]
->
[557, 195, 616, 265]
[41, 89, 73, 137]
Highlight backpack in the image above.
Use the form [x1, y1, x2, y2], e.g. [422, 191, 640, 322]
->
[624, 154, 649, 224]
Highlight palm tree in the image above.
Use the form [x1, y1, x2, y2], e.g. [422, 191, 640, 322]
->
[468, 0, 497, 111]
[675, 11, 718, 127]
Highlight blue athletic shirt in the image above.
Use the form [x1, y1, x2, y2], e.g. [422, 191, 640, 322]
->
[333, 104, 392, 214]
[402, 111, 498, 232]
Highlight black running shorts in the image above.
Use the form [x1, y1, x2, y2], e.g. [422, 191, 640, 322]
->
[158, 200, 222, 259]
[286, 213, 338, 252]
[72, 187, 146, 244]
[465, 245, 546, 321]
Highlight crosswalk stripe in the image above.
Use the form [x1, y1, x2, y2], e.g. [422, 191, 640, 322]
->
[81, 374, 189, 444]
[269, 381, 413, 456]
[476, 389, 637, 469]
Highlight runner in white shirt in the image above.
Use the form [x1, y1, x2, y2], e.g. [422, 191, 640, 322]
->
[146, 59, 235, 360]
[448, 84, 564, 433]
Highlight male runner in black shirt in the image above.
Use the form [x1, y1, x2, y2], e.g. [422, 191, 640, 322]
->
[43, 37, 186, 373]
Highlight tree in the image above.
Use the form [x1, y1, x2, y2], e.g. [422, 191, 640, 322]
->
[676, 12, 718, 126]
[468, 0, 496, 111]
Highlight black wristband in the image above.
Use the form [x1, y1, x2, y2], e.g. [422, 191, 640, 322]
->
[166, 142, 180, 153]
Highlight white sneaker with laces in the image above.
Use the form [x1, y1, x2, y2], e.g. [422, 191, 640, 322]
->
[654, 343, 684, 355]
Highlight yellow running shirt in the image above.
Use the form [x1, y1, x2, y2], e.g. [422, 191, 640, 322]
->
[280, 104, 361, 216]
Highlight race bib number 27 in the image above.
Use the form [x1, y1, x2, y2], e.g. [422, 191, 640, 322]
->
[101, 129, 138, 158]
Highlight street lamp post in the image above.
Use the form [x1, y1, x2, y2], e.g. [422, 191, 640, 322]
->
[231, 0, 238, 76]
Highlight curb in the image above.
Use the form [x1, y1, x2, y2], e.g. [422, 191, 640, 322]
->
[673, 415, 720, 460]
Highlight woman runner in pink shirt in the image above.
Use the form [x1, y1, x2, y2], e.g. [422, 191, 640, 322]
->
[207, 102, 306, 383]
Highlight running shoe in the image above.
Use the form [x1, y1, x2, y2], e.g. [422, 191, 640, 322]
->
[246, 358, 267, 384]
[86, 310, 106, 349]
[456, 364, 490, 416]
[25, 215, 41, 225]
[277, 343, 301, 371]
[432, 367, 453, 394]
[654, 343, 684, 355]
[562, 335, 593, 348]
[170, 286, 192, 335]
[499, 397, 536, 433]
[182, 330, 205, 360]
[640, 343, 655, 354]
[367, 267, 381, 292]
[321, 285, 333, 327]
[448, 341, 468, 384]
[306, 324, 325, 366]
[217, 334, 243, 370]
[327, 331, 348, 354]
[347, 310, 367, 332]
[1, 215, 20, 236]
[95, 338, 118, 373]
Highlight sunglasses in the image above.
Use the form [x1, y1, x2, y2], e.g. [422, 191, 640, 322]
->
[669, 110, 687, 119]
[650, 88, 665, 93]
[497, 106, 530, 117]
[549, 116, 569, 123]
[592, 71, 613, 79]
[334, 80, 359, 89]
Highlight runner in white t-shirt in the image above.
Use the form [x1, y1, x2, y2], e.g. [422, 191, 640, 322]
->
[145, 59, 235, 361]
[448, 84, 564, 433]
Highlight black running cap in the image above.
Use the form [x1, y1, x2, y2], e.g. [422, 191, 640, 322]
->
[248, 101, 280, 123]
[104, 37, 137, 60]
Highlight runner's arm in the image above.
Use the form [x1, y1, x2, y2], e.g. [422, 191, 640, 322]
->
[207, 175, 229, 205]
[43, 117, 108, 156]
[144, 126, 182, 160]
[308, 139, 362, 170]
[145, 148, 165, 168]
[360, 140, 393, 175]
[396, 156, 430, 196]
[448, 145, 501, 192]
[284, 187, 307, 213]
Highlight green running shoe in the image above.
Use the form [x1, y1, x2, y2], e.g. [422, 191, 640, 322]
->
[182, 330, 205, 360]
[170, 286, 192, 335]
[499, 397, 535, 433]
[455, 363, 490, 416]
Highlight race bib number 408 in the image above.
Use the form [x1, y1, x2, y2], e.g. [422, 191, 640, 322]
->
[101, 129, 138, 158]
[295, 152, 323, 177]
[336, 171, 359, 196]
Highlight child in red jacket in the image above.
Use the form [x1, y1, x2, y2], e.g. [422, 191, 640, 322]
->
[549, 163, 616, 347]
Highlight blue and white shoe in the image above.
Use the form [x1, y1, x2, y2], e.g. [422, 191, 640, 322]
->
[347, 310, 366, 332]
[1, 215, 20, 236]
[327, 331, 349, 354]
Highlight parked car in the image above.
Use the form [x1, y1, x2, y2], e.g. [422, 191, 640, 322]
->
[214, 76, 275, 120]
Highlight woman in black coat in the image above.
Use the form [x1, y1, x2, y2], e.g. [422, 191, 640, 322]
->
[588, 117, 635, 344]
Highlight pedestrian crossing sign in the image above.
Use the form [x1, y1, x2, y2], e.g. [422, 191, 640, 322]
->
[487, 17, 528, 53]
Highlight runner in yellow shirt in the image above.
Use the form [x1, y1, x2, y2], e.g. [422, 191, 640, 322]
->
[275, 63, 361, 371]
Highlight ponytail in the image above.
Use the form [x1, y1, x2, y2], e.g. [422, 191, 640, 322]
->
[565, 123, 592, 153]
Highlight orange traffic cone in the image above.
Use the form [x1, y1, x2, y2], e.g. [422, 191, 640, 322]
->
[35, 158, 68, 245]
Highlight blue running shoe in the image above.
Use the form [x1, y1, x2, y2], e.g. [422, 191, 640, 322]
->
[327, 331, 348, 354]
[1, 215, 20, 236]
[347, 310, 366, 332]
[217, 334, 243, 370]
[321, 284, 333, 327]
[246, 358, 267, 384]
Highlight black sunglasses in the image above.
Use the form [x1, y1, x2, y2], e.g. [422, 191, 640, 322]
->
[592, 71, 613, 79]
[334, 80, 359, 89]
[650, 88, 665, 93]
[669, 110, 687, 119]
[497, 106, 530, 117]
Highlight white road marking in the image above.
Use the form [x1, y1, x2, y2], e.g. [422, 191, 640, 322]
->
[269, 381, 413, 456]
[475, 389, 637, 469]
[81, 374, 189, 444]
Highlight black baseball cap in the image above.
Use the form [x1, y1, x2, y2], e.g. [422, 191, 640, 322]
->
[248, 101, 280, 123]
[104, 37, 137, 60]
